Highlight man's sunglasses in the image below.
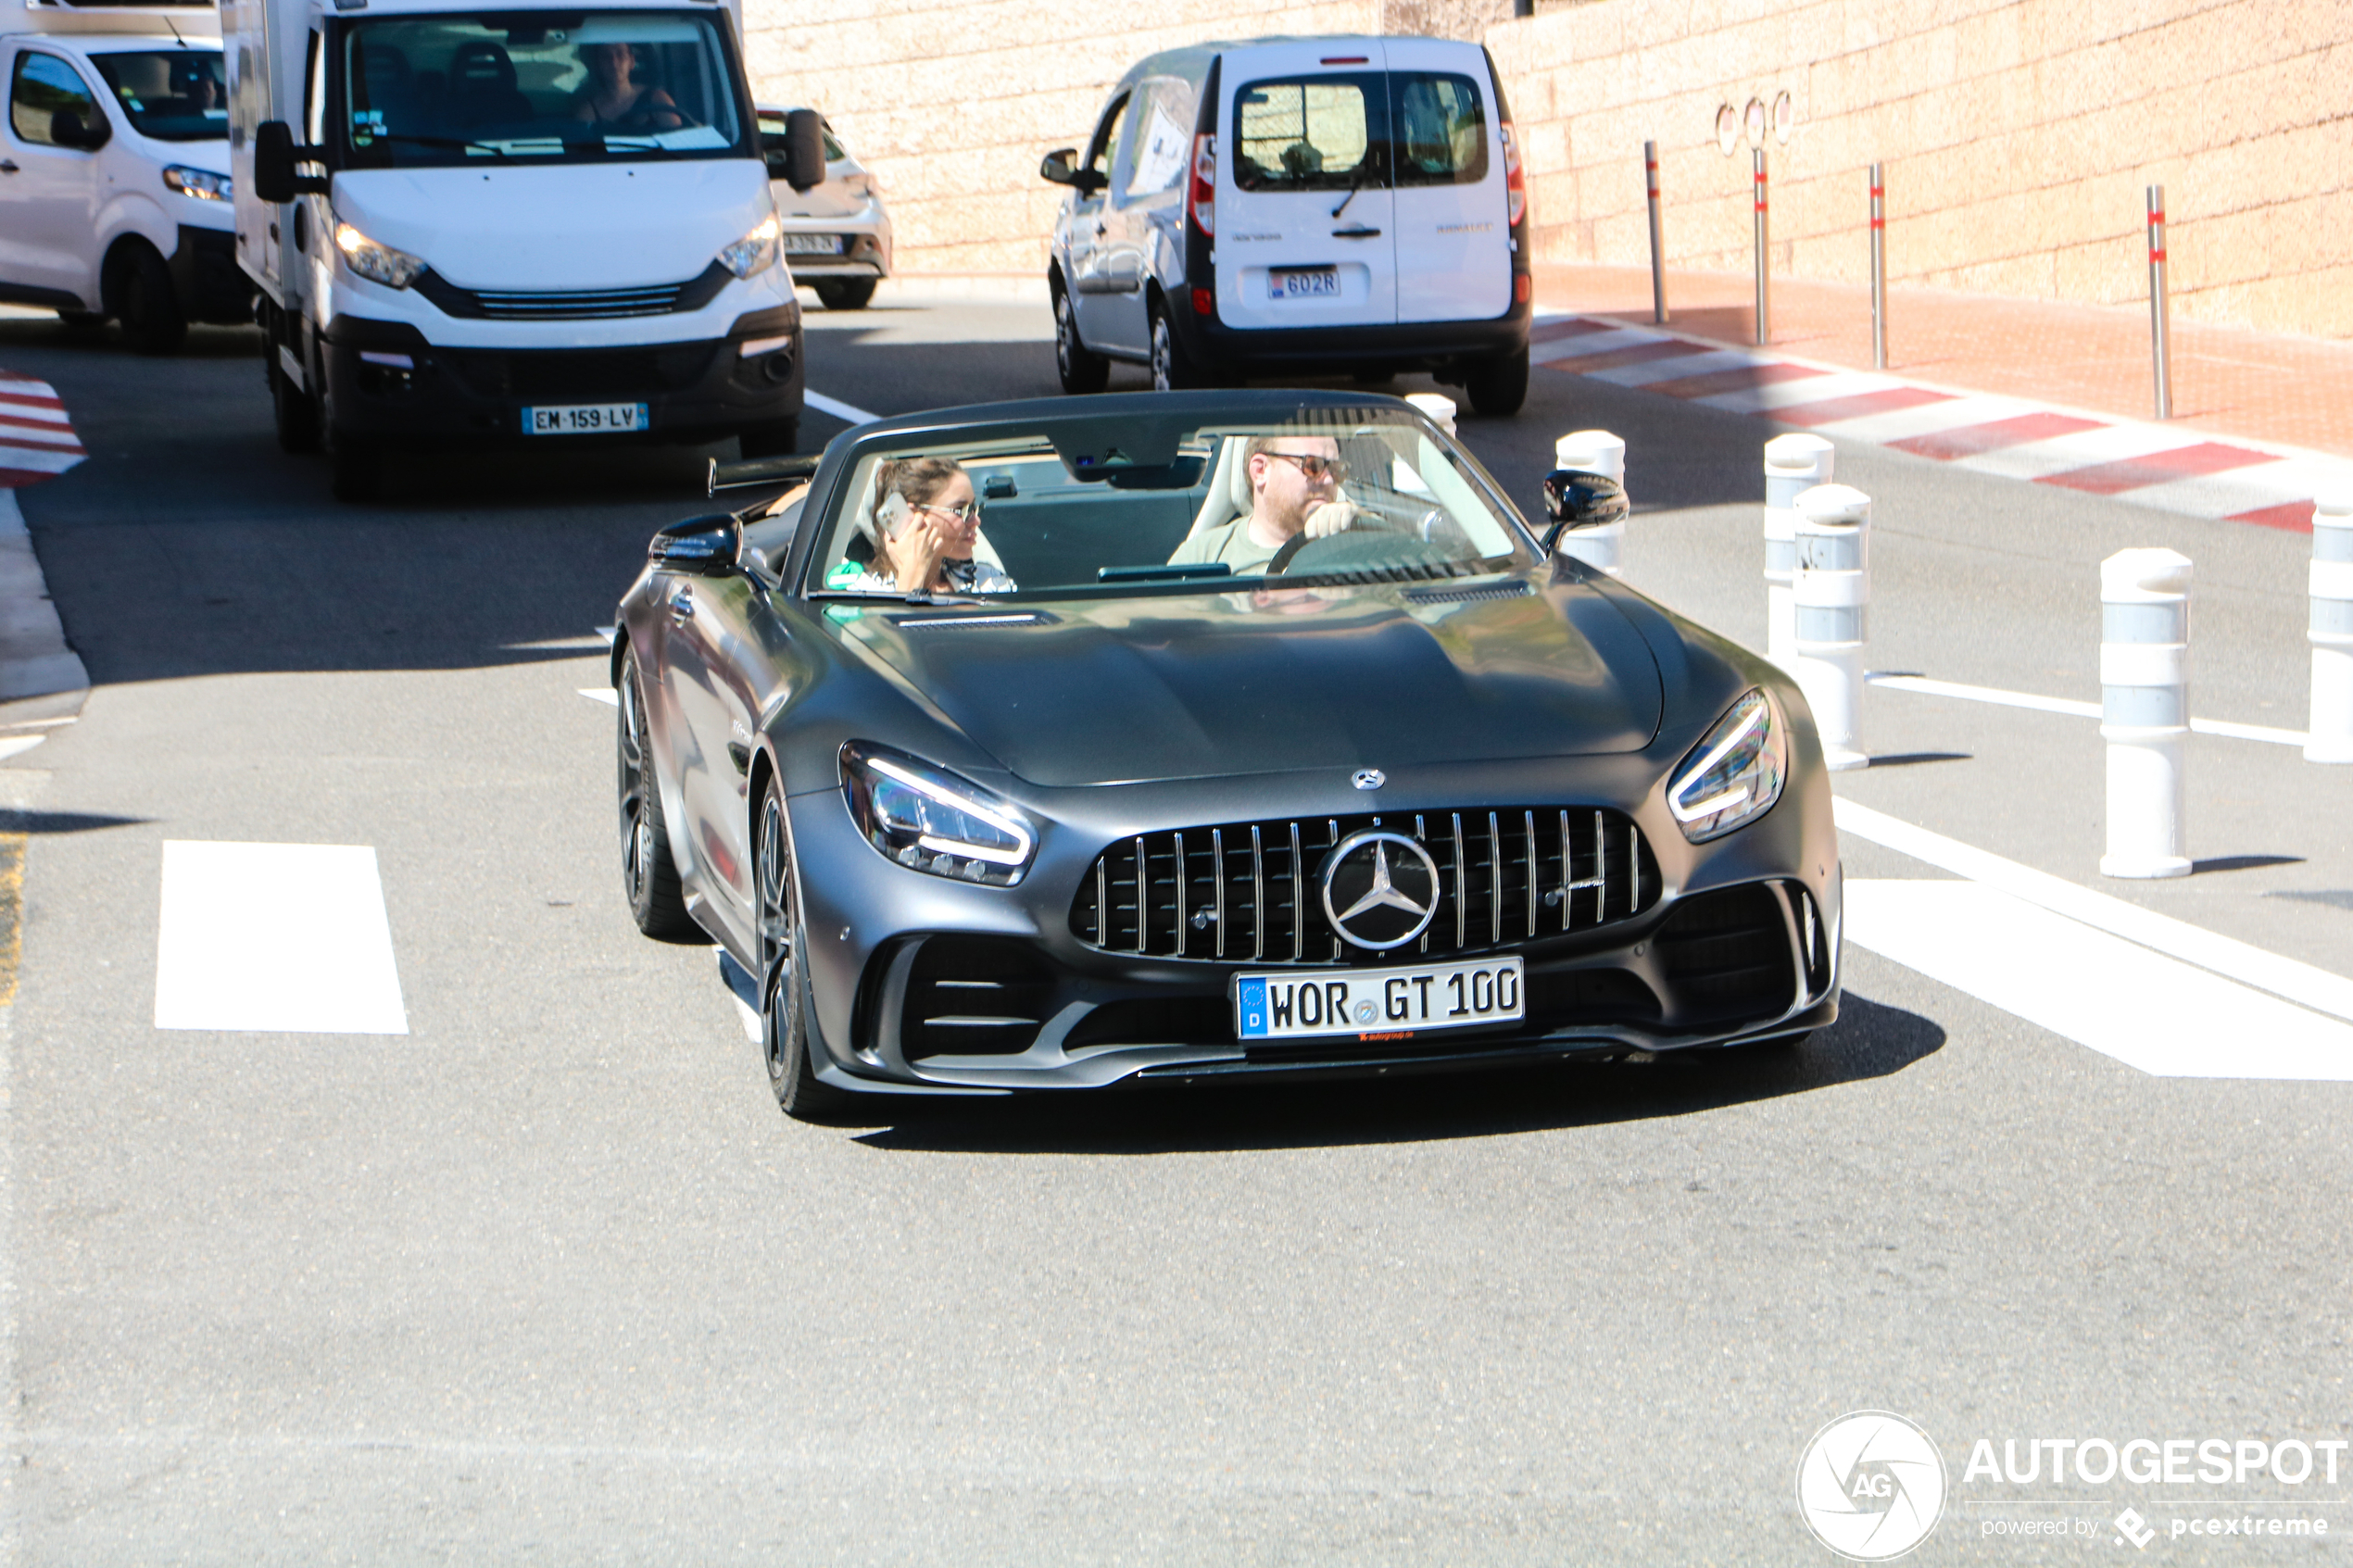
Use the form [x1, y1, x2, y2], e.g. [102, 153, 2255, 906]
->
[1262, 451, 1349, 483]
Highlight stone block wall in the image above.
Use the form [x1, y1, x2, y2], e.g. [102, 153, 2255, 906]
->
[1483, 0, 2353, 338]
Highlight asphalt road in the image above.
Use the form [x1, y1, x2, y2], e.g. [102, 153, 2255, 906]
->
[0, 295, 2346, 1565]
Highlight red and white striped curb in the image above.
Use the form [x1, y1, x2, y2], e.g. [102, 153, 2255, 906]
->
[1530, 315, 2353, 532]
[0, 371, 86, 490]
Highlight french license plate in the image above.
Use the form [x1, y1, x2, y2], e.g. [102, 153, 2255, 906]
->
[1235, 957, 1525, 1042]
[782, 232, 843, 255]
[1269, 266, 1340, 300]
[522, 402, 648, 435]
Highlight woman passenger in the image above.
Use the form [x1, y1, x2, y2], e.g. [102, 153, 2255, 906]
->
[838, 458, 1014, 596]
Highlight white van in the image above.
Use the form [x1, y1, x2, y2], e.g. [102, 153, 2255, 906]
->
[0, 0, 253, 352]
[226, 0, 827, 498]
[1042, 36, 1530, 415]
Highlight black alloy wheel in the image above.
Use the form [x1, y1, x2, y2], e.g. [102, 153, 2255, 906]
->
[1462, 344, 1530, 417]
[119, 244, 187, 356]
[1052, 281, 1109, 395]
[812, 277, 876, 310]
[617, 649, 698, 940]
[757, 775, 850, 1121]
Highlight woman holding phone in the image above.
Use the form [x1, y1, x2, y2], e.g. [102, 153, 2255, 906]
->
[830, 458, 1015, 596]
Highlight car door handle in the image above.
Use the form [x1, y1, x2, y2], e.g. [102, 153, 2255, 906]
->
[0, 161, 19, 174]
[667, 590, 694, 625]
[1093, 223, 1108, 236]
[1331, 225, 1382, 239]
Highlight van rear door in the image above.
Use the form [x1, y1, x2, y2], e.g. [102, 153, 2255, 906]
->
[1214, 44, 1393, 333]
[1383, 40, 1510, 324]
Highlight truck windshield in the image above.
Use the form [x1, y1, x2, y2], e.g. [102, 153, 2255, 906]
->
[87, 49, 227, 142]
[338, 10, 747, 167]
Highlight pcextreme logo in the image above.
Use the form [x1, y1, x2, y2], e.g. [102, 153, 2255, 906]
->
[1797, 1411, 1948, 1561]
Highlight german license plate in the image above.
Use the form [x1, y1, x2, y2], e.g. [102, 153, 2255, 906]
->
[782, 232, 843, 255]
[1235, 957, 1525, 1042]
[522, 402, 648, 435]
[1269, 266, 1339, 300]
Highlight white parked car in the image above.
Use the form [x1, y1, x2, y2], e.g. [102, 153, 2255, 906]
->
[759, 104, 889, 310]
[0, 0, 253, 353]
[1041, 35, 1530, 414]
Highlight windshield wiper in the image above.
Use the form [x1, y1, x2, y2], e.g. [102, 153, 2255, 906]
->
[363, 131, 524, 159]
[1330, 157, 1378, 220]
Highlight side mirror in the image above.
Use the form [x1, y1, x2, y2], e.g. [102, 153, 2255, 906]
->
[775, 108, 825, 194]
[648, 514, 741, 573]
[253, 119, 297, 202]
[1539, 469, 1629, 552]
[50, 109, 109, 152]
[1040, 148, 1107, 196]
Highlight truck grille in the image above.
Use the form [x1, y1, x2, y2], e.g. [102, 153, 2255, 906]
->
[1069, 808, 1656, 964]
[414, 262, 732, 321]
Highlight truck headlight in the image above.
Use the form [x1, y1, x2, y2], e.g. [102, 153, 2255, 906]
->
[1667, 689, 1787, 843]
[842, 742, 1035, 886]
[162, 165, 231, 201]
[717, 212, 781, 280]
[333, 220, 425, 289]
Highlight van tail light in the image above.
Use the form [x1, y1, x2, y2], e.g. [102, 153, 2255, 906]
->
[1191, 287, 1214, 317]
[1502, 120, 1527, 229]
[1187, 132, 1216, 238]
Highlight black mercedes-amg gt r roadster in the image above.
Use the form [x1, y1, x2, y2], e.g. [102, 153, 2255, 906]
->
[612, 390, 1840, 1119]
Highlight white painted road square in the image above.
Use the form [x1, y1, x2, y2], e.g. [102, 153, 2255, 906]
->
[154, 841, 409, 1034]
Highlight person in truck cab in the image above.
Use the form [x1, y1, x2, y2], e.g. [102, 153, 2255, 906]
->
[571, 42, 682, 132]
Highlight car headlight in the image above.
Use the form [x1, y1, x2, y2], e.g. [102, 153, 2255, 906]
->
[717, 211, 781, 279]
[333, 220, 425, 289]
[162, 165, 231, 201]
[1667, 688, 1787, 843]
[841, 743, 1035, 886]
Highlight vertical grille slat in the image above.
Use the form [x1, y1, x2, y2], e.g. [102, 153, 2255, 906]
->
[1073, 807, 1655, 963]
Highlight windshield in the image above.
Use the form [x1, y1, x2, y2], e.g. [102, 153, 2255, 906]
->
[810, 408, 1534, 601]
[338, 10, 747, 168]
[88, 49, 226, 142]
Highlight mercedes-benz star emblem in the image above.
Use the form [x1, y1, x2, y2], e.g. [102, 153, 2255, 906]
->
[1352, 769, 1384, 790]
[1320, 831, 1440, 950]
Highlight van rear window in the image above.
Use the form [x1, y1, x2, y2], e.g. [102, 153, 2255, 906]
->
[1232, 75, 1377, 193]
[1390, 72, 1487, 186]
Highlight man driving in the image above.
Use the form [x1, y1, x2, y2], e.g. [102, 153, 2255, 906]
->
[1167, 434, 1357, 573]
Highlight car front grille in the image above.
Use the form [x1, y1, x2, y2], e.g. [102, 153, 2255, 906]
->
[439, 343, 719, 400]
[1652, 883, 1796, 1022]
[900, 935, 1054, 1060]
[1068, 808, 1656, 964]
[414, 262, 733, 321]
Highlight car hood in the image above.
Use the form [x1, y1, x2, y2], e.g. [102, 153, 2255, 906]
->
[832, 575, 1666, 788]
[330, 159, 770, 291]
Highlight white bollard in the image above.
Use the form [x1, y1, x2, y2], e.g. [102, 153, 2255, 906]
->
[2307, 491, 2353, 763]
[1405, 392, 1457, 434]
[1763, 434, 1834, 670]
[2100, 547, 2193, 879]
[1792, 483, 1870, 771]
[1553, 430, 1627, 578]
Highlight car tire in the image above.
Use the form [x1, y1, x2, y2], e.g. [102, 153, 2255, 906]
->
[1149, 299, 1205, 392]
[1462, 345, 1529, 417]
[1052, 281, 1109, 395]
[271, 358, 321, 453]
[617, 648, 699, 941]
[738, 419, 799, 459]
[119, 245, 187, 357]
[812, 277, 876, 310]
[756, 773, 853, 1123]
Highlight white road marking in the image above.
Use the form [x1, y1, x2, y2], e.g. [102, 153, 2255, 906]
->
[577, 686, 619, 707]
[1692, 370, 1902, 415]
[1845, 880, 2353, 1079]
[1868, 673, 2309, 746]
[805, 390, 880, 426]
[1806, 393, 2045, 445]
[1584, 349, 1755, 387]
[1835, 797, 2353, 1026]
[1529, 325, 1667, 364]
[0, 736, 41, 762]
[1945, 420, 2188, 483]
[154, 842, 409, 1035]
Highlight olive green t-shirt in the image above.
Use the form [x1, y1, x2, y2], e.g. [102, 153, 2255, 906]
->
[1167, 519, 1282, 573]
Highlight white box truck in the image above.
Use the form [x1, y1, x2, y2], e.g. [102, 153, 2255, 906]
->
[0, 0, 253, 351]
[223, 0, 823, 497]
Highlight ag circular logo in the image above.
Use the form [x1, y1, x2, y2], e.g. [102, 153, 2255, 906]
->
[1318, 831, 1439, 950]
[1795, 1411, 1945, 1561]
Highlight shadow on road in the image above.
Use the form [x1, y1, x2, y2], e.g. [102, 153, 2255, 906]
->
[845, 990, 1944, 1155]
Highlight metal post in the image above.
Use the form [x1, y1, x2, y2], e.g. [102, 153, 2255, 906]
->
[2146, 185, 2172, 420]
[1792, 483, 1870, 771]
[2308, 489, 2353, 763]
[1764, 434, 1835, 670]
[2099, 548, 2192, 878]
[1752, 148, 1770, 345]
[1553, 431, 1627, 578]
[1869, 163, 1886, 370]
[1644, 140, 1667, 325]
